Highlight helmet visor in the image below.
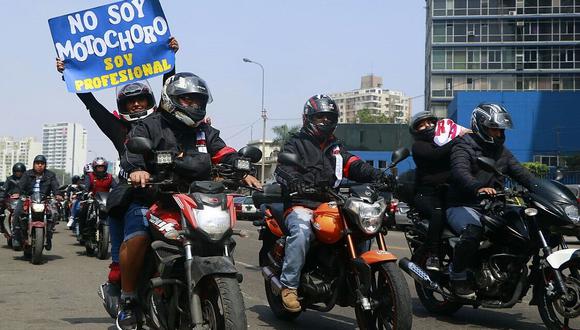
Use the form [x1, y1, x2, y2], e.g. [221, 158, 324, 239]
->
[166, 76, 213, 104]
[483, 112, 514, 130]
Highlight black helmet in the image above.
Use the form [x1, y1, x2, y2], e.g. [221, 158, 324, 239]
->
[116, 80, 156, 122]
[409, 111, 438, 140]
[302, 94, 339, 140]
[471, 103, 513, 145]
[33, 155, 47, 164]
[12, 162, 26, 174]
[160, 72, 213, 127]
[71, 175, 81, 184]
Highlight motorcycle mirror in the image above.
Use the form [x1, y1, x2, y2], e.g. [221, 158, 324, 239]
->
[126, 137, 154, 155]
[555, 169, 564, 181]
[389, 148, 410, 168]
[278, 152, 306, 171]
[238, 146, 263, 163]
[477, 157, 503, 176]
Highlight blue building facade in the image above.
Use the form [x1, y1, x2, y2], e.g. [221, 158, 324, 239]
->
[448, 91, 580, 165]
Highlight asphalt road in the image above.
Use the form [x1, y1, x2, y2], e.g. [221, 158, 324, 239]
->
[0, 220, 574, 329]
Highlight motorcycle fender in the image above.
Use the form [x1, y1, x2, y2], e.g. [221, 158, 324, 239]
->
[546, 248, 580, 270]
[359, 250, 398, 265]
[189, 256, 237, 286]
[30, 221, 45, 228]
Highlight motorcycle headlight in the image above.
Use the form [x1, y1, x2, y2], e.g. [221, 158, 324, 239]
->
[345, 199, 386, 235]
[32, 203, 45, 213]
[156, 151, 173, 165]
[194, 206, 231, 241]
[565, 205, 580, 223]
[235, 159, 250, 171]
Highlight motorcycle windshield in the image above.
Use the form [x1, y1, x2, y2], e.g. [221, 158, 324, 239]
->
[528, 179, 577, 206]
[31, 192, 42, 203]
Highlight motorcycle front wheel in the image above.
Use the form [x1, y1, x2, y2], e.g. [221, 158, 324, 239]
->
[96, 224, 109, 260]
[30, 227, 45, 265]
[538, 263, 580, 330]
[355, 262, 413, 330]
[196, 275, 247, 330]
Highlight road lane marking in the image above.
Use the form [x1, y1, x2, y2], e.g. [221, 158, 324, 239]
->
[237, 261, 261, 271]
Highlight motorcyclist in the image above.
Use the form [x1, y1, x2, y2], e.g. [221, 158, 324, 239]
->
[0, 163, 26, 236]
[65, 175, 84, 229]
[410, 112, 470, 271]
[446, 103, 535, 298]
[115, 72, 261, 330]
[11, 155, 63, 250]
[57, 38, 179, 301]
[77, 157, 116, 241]
[274, 94, 391, 312]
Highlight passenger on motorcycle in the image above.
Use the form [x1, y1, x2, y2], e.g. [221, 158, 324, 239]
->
[274, 94, 392, 312]
[410, 112, 470, 271]
[115, 72, 261, 330]
[57, 37, 179, 298]
[77, 157, 116, 241]
[65, 175, 84, 229]
[11, 155, 63, 250]
[446, 103, 535, 298]
[0, 163, 26, 236]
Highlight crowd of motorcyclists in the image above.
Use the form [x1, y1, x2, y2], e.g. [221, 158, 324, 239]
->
[0, 33, 575, 330]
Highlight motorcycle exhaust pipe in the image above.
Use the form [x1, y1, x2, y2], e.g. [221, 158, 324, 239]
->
[261, 266, 283, 296]
[399, 258, 442, 292]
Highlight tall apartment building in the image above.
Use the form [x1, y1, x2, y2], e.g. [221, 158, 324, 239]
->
[0, 137, 41, 179]
[425, 0, 580, 116]
[330, 75, 412, 124]
[42, 123, 87, 175]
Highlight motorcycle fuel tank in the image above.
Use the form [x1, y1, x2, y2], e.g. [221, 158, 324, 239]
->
[312, 203, 344, 244]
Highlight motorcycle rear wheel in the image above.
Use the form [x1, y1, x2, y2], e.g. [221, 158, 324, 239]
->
[197, 275, 247, 329]
[413, 248, 462, 316]
[355, 262, 413, 330]
[30, 227, 45, 265]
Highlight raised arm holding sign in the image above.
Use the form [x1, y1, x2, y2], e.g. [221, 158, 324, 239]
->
[49, 0, 175, 93]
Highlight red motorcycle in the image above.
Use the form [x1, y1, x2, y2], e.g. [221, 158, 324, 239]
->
[21, 193, 53, 264]
[112, 137, 262, 329]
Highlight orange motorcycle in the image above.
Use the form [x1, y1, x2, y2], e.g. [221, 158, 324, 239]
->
[253, 150, 412, 329]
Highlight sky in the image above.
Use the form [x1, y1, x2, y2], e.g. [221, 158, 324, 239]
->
[0, 0, 426, 163]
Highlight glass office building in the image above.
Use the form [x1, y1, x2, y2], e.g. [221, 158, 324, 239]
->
[425, 0, 580, 116]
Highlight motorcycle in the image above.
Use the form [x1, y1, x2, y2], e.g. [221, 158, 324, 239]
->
[101, 137, 258, 329]
[84, 192, 110, 260]
[399, 156, 580, 330]
[253, 149, 413, 329]
[21, 192, 54, 264]
[2, 195, 19, 248]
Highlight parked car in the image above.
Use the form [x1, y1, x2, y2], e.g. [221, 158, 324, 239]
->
[237, 196, 260, 220]
[233, 196, 245, 218]
[383, 199, 412, 231]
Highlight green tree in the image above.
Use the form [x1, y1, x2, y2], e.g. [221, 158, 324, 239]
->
[356, 108, 392, 124]
[564, 155, 580, 170]
[272, 124, 301, 147]
[522, 162, 549, 177]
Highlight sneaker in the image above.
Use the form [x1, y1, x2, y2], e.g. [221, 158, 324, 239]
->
[67, 217, 74, 230]
[425, 255, 441, 272]
[281, 287, 301, 312]
[108, 262, 121, 284]
[116, 297, 139, 330]
[449, 268, 476, 299]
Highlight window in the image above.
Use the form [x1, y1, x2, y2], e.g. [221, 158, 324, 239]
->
[366, 160, 375, 166]
[378, 160, 387, 169]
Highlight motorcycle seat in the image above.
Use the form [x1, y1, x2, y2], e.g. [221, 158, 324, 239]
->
[253, 184, 283, 208]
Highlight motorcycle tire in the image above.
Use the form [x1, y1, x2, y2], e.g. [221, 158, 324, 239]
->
[413, 248, 462, 316]
[96, 224, 110, 260]
[538, 263, 580, 330]
[264, 279, 301, 321]
[197, 275, 248, 329]
[30, 227, 45, 265]
[355, 262, 413, 330]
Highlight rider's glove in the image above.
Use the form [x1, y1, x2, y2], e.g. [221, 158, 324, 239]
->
[287, 179, 307, 195]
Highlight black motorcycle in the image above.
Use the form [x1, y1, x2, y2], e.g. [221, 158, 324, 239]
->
[399, 157, 580, 329]
[84, 192, 110, 260]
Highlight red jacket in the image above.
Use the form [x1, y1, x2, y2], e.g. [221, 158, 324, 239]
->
[86, 172, 114, 193]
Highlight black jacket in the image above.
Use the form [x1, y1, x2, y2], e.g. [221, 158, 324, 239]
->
[275, 131, 382, 207]
[412, 139, 452, 189]
[447, 134, 535, 206]
[3, 175, 22, 195]
[16, 170, 62, 197]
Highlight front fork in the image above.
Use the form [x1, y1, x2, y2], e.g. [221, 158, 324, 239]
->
[184, 241, 205, 327]
[536, 226, 569, 298]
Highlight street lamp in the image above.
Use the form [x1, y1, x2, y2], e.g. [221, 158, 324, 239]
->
[243, 57, 267, 184]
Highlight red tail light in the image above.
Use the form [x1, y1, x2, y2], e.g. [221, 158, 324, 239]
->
[389, 199, 399, 213]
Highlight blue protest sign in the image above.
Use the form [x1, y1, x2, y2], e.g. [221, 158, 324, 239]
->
[49, 0, 174, 93]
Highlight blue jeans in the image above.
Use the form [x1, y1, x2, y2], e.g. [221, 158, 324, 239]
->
[280, 208, 315, 289]
[123, 203, 149, 241]
[446, 207, 482, 234]
[108, 215, 122, 263]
